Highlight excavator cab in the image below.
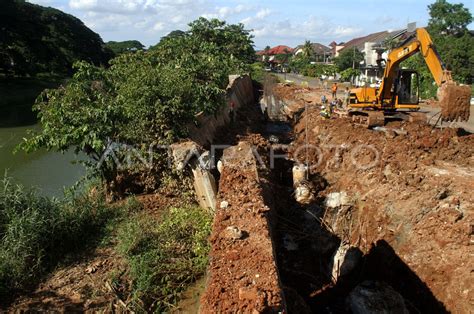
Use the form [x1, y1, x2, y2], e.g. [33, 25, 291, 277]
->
[395, 69, 419, 106]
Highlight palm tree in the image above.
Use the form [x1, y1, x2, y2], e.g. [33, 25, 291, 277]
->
[302, 40, 314, 59]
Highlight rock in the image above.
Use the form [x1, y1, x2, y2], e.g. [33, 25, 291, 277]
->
[217, 160, 224, 173]
[269, 135, 279, 143]
[292, 164, 308, 187]
[295, 184, 315, 204]
[383, 165, 393, 179]
[170, 142, 202, 170]
[224, 226, 244, 240]
[347, 281, 409, 314]
[220, 201, 229, 209]
[436, 189, 449, 200]
[325, 191, 351, 208]
[331, 243, 362, 282]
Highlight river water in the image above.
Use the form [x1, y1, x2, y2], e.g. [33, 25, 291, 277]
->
[0, 124, 85, 197]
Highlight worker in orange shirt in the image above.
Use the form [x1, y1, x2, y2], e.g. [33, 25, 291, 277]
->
[331, 82, 338, 99]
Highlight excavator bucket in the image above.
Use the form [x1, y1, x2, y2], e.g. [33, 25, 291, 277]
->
[437, 83, 471, 122]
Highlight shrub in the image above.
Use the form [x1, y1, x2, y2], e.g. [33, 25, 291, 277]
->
[20, 18, 255, 198]
[0, 176, 115, 300]
[340, 68, 361, 82]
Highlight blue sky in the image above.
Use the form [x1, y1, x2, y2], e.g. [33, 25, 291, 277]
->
[28, 0, 474, 49]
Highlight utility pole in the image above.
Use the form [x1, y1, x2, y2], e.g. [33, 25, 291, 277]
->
[352, 46, 356, 69]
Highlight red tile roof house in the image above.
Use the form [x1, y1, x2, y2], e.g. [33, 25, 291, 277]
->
[257, 45, 293, 61]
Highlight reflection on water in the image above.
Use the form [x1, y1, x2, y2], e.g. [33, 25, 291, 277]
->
[0, 124, 85, 197]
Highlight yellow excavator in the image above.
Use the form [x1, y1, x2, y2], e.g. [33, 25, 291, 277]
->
[349, 28, 471, 127]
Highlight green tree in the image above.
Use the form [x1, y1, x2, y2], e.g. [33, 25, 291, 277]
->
[427, 0, 473, 84]
[428, 0, 472, 35]
[340, 68, 361, 82]
[402, 0, 473, 96]
[334, 48, 364, 72]
[0, 0, 112, 76]
[162, 30, 186, 40]
[105, 40, 145, 55]
[289, 55, 310, 73]
[302, 40, 314, 59]
[20, 18, 254, 198]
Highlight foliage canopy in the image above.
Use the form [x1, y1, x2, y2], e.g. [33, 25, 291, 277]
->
[20, 18, 255, 196]
[105, 40, 145, 55]
[401, 0, 473, 98]
[334, 48, 365, 72]
[0, 0, 112, 76]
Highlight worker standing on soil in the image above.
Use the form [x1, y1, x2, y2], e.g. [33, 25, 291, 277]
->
[321, 95, 327, 104]
[343, 87, 350, 109]
[331, 82, 338, 99]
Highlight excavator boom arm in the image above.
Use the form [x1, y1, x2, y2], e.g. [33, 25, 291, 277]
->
[378, 28, 451, 101]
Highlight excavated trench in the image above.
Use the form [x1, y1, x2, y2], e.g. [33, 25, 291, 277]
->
[268, 135, 447, 313]
[199, 78, 472, 312]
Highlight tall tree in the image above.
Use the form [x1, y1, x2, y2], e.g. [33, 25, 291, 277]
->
[302, 40, 314, 59]
[427, 0, 473, 84]
[428, 0, 472, 35]
[400, 0, 473, 97]
[334, 48, 364, 71]
[20, 18, 255, 197]
[0, 0, 112, 76]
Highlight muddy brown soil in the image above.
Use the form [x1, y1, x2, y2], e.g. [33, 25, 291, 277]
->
[438, 83, 471, 122]
[279, 82, 474, 313]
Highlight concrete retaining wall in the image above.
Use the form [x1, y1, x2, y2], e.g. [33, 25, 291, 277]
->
[188, 74, 254, 147]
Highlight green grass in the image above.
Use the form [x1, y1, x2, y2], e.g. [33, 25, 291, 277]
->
[116, 206, 212, 312]
[0, 176, 117, 300]
[0, 175, 211, 311]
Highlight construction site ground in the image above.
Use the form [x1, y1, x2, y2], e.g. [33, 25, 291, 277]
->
[276, 73, 474, 132]
[5, 78, 473, 313]
[267, 82, 473, 313]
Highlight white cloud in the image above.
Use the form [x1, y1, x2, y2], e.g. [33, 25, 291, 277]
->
[251, 16, 363, 47]
[240, 8, 271, 27]
[26, 0, 55, 4]
[68, 0, 160, 14]
[256, 8, 271, 19]
[152, 22, 164, 31]
[28, 0, 367, 48]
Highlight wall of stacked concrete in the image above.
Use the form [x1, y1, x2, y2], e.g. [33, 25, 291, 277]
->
[188, 74, 254, 147]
